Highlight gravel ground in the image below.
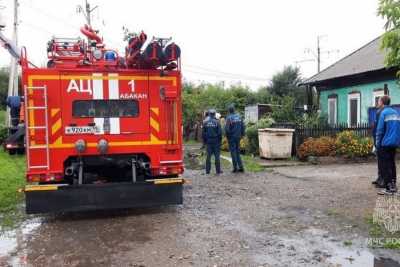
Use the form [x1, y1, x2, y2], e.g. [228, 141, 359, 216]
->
[1, 155, 400, 266]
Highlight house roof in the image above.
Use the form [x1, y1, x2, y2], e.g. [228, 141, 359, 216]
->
[301, 36, 388, 86]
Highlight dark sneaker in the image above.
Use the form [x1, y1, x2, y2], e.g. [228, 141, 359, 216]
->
[238, 168, 244, 173]
[232, 169, 238, 173]
[372, 180, 378, 185]
[378, 189, 395, 195]
[389, 184, 398, 193]
[375, 179, 386, 188]
[375, 183, 386, 189]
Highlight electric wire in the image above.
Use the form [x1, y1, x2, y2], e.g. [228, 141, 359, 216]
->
[185, 64, 268, 81]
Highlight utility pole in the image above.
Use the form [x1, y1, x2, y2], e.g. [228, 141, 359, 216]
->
[317, 36, 321, 73]
[304, 35, 339, 74]
[6, 0, 19, 127]
[77, 0, 98, 27]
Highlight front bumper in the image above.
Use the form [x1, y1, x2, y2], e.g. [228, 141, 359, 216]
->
[24, 178, 184, 214]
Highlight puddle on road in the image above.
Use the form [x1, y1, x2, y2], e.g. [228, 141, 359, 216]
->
[328, 247, 400, 267]
[0, 218, 41, 262]
[0, 233, 17, 256]
[184, 151, 204, 170]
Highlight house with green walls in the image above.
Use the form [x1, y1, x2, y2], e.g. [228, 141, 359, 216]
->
[301, 36, 399, 126]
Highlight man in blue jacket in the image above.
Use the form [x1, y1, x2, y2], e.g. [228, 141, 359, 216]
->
[6, 95, 21, 127]
[225, 104, 245, 173]
[372, 100, 385, 188]
[375, 96, 400, 194]
[202, 109, 222, 175]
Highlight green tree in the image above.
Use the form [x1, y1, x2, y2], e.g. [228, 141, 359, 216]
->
[258, 65, 308, 106]
[182, 82, 203, 140]
[270, 96, 299, 123]
[378, 0, 400, 69]
[270, 66, 302, 93]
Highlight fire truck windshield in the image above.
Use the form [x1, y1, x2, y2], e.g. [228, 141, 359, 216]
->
[72, 100, 139, 118]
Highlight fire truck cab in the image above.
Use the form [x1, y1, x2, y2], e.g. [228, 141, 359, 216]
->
[22, 26, 184, 213]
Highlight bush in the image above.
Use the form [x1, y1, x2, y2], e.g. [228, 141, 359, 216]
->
[297, 136, 336, 160]
[335, 131, 373, 158]
[0, 125, 7, 145]
[221, 136, 248, 153]
[297, 131, 373, 160]
[245, 117, 274, 155]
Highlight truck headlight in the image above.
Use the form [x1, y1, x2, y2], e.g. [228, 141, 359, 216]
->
[75, 139, 86, 153]
[97, 139, 108, 154]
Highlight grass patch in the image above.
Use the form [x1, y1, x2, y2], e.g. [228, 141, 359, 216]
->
[343, 240, 352, 246]
[365, 216, 400, 249]
[221, 151, 265, 172]
[327, 208, 340, 216]
[0, 150, 26, 228]
[188, 148, 265, 173]
[184, 139, 202, 146]
[0, 109, 5, 125]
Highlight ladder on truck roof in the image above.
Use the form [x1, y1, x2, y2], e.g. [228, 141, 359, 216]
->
[24, 85, 50, 170]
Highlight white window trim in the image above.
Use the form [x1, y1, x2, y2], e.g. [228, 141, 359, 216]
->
[348, 92, 361, 126]
[373, 90, 385, 106]
[328, 98, 337, 125]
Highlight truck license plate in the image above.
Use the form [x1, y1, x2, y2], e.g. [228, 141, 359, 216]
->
[65, 126, 98, 135]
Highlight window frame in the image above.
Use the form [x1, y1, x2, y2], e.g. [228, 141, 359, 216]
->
[347, 92, 361, 127]
[327, 97, 337, 125]
[372, 89, 385, 107]
[72, 99, 140, 118]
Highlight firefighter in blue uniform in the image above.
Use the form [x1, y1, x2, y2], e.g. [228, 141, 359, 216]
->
[6, 95, 21, 127]
[225, 104, 245, 173]
[376, 95, 400, 194]
[202, 109, 222, 175]
[372, 100, 385, 188]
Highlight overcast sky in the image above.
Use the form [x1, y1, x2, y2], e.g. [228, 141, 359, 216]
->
[0, 0, 385, 89]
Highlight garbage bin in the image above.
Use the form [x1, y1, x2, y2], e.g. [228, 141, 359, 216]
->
[258, 128, 295, 159]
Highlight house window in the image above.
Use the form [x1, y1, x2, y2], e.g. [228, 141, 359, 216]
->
[328, 97, 337, 125]
[348, 92, 361, 127]
[373, 89, 385, 107]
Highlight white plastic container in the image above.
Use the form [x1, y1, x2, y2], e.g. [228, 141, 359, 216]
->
[258, 128, 295, 159]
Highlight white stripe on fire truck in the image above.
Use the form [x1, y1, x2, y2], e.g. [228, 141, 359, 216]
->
[92, 73, 104, 134]
[108, 73, 120, 134]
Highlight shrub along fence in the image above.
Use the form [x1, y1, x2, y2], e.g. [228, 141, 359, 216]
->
[271, 122, 372, 155]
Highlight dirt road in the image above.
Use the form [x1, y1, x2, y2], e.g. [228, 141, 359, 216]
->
[1, 157, 400, 266]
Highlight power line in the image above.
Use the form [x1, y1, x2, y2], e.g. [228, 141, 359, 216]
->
[185, 69, 265, 81]
[185, 69, 268, 82]
[185, 65, 268, 81]
[22, 21, 53, 35]
[25, 3, 80, 30]
[304, 35, 339, 73]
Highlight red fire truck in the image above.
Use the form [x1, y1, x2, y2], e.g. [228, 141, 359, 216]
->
[18, 25, 184, 213]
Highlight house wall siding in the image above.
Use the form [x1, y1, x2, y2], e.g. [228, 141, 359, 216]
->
[319, 79, 400, 124]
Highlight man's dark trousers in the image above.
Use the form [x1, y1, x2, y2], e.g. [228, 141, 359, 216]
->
[378, 147, 397, 188]
[206, 143, 221, 174]
[228, 138, 243, 171]
[10, 107, 20, 127]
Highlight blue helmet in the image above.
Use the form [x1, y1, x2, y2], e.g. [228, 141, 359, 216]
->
[104, 51, 116, 61]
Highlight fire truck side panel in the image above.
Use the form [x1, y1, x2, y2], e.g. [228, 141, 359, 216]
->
[24, 69, 62, 178]
[149, 76, 183, 166]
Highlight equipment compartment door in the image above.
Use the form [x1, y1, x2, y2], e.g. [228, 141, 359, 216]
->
[118, 74, 150, 134]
